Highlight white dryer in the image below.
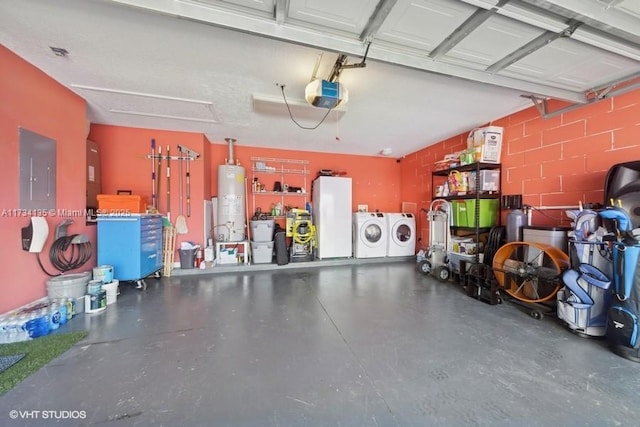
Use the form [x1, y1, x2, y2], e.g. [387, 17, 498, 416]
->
[353, 212, 388, 258]
[386, 213, 416, 257]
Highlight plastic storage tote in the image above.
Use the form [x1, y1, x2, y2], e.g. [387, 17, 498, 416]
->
[465, 199, 499, 228]
[452, 200, 468, 227]
[250, 220, 275, 242]
[251, 241, 274, 264]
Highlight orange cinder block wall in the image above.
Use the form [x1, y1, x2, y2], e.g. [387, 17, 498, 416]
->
[0, 46, 95, 313]
[401, 90, 640, 245]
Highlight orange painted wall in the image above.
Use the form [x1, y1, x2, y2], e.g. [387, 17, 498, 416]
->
[88, 126, 401, 249]
[208, 143, 401, 218]
[400, 89, 640, 244]
[88, 125, 209, 248]
[0, 46, 94, 313]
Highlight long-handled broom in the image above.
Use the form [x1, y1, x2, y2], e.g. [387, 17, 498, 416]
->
[175, 145, 188, 234]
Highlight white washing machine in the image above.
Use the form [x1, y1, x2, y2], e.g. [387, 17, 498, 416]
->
[353, 212, 388, 258]
[386, 213, 416, 257]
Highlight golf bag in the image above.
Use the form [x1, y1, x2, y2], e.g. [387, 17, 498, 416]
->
[606, 243, 640, 362]
[604, 161, 640, 229]
[557, 263, 612, 337]
[566, 208, 612, 279]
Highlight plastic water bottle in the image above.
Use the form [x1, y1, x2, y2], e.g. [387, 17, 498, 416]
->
[66, 298, 75, 319]
[0, 316, 9, 343]
[48, 303, 61, 331]
[57, 300, 68, 325]
[5, 321, 18, 344]
[16, 315, 31, 342]
[0, 315, 22, 343]
[4, 315, 30, 343]
[26, 311, 49, 338]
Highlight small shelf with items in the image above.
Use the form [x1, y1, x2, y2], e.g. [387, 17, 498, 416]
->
[250, 157, 310, 218]
[431, 162, 502, 277]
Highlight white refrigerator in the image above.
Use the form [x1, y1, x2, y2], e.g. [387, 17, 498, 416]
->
[312, 176, 353, 259]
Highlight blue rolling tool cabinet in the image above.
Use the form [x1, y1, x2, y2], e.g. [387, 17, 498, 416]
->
[97, 214, 163, 289]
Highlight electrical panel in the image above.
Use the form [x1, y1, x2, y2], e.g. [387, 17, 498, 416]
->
[86, 139, 101, 216]
[19, 127, 56, 210]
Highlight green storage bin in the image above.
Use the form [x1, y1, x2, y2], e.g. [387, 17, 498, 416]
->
[452, 200, 468, 227]
[466, 199, 499, 227]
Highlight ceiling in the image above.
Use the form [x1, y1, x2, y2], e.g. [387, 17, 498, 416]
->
[2, 0, 640, 157]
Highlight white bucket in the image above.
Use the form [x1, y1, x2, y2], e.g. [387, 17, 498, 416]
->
[101, 280, 119, 305]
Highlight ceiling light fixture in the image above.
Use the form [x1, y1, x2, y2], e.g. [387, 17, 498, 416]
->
[380, 148, 393, 156]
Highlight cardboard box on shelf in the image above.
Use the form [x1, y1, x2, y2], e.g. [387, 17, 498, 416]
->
[472, 126, 503, 164]
[473, 126, 503, 147]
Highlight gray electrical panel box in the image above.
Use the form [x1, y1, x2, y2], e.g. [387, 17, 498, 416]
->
[86, 139, 101, 212]
[19, 127, 56, 210]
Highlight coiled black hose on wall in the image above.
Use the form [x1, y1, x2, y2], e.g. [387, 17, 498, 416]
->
[37, 235, 93, 276]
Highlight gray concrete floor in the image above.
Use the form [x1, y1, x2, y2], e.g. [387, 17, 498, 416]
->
[3, 261, 640, 426]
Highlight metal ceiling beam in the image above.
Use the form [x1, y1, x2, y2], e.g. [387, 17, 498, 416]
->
[458, 0, 640, 61]
[274, 0, 289, 25]
[485, 20, 582, 73]
[523, 71, 640, 119]
[520, 0, 640, 40]
[589, 71, 640, 95]
[429, 0, 510, 59]
[571, 27, 640, 61]
[360, 0, 397, 42]
[108, 0, 588, 103]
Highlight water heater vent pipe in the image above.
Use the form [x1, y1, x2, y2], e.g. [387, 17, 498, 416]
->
[225, 138, 237, 165]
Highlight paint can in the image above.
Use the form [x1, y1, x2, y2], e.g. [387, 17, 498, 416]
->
[84, 291, 106, 314]
[93, 265, 114, 284]
[101, 280, 119, 305]
[87, 279, 103, 295]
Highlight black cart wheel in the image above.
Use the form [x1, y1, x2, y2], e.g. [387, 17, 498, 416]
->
[435, 266, 450, 282]
[530, 310, 544, 320]
[418, 260, 432, 275]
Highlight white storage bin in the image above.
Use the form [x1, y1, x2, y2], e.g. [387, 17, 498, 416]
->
[478, 170, 500, 192]
[251, 241, 274, 264]
[250, 219, 275, 242]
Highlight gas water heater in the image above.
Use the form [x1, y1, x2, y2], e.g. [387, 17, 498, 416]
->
[217, 138, 246, 242]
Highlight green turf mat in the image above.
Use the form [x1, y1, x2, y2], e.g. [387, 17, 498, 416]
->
[0, 331, 87, 396]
